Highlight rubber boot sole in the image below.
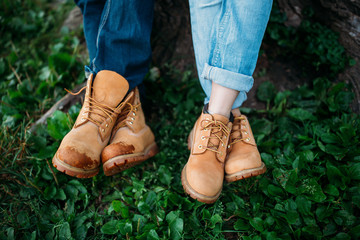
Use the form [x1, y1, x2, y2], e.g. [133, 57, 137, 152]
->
[52, 154, 99, 178]
[225, 162, 266, 183]
[102, 142, 159, 176]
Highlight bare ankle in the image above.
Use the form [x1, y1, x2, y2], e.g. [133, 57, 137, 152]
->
[208, 104, 230, 118]
[208, 82, 239, 118]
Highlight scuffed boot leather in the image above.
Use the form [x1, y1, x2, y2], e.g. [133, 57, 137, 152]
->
[225, 113, 266, 182]
[52, 70, 129, 178]
[182, 110, 232, 204]
[101, 87, 159, 176]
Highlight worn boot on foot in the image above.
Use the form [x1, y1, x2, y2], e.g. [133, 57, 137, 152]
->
[182, 109, 232, 204]
[225, 113, 266, 182]
[52, 70, 129, 178]
[101, 87, 159, 176]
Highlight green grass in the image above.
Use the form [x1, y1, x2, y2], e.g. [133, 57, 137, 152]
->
[1, 1, 360, 239]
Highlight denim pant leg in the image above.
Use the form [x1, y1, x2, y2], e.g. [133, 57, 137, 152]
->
[189, 0, 272, 109]
[75, 0, 106, 64]
[75, 0, 154, 90]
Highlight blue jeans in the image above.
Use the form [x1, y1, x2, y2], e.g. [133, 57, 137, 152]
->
[74, 0, 154, 91]
[189, 0, 272, 108]
[75, 0, 272, 108]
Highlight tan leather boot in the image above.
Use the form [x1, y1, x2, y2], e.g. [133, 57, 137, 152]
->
[182, 111, 232, 204]
[101, 87, 159, 176]
[52, 70, 129, 178]
[225, 113, 266, 182]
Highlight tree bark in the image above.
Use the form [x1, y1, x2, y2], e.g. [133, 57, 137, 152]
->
[28, 83, 85, 133]
[152, 0, 194, 71]
[277, 0, 360, 112]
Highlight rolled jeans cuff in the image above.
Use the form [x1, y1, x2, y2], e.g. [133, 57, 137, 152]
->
[200, 63, 254, 93]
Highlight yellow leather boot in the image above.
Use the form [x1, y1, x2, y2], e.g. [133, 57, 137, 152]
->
[225, 113, 266, 182]
[101, 87, 159, 176]
[52, 70, 129, 178]
[182, 110, 232, 204]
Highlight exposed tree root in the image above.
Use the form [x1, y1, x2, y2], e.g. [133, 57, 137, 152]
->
[28, 82, 86, 134]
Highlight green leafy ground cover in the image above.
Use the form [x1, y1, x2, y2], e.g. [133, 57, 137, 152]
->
[1, 1, 360, 239]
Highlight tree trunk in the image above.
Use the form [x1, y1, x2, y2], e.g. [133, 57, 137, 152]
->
[152, 0, 195, 71]
[277, 0, 360, 112]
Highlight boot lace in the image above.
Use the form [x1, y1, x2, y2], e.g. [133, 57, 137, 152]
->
[199, 119, 230, 154]
[229, 116, 246, 146]
[66, 87, 121, 127]
[114, 102, 140, 128]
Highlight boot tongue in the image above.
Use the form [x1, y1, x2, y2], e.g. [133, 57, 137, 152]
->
[212, 113, 229, 125]
[207, 113, 229, 150]
[232, 111, 241, 118]
[92, 70, 129, 108]
[231, 111, 242, 139]
[115, 90, 135, 123]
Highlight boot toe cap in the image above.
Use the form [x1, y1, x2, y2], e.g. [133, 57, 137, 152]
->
[101, 142, 135, 163]
[225, 149, 261, 175]
[57, 146, 99, 170]
[184, 162, 223, 198]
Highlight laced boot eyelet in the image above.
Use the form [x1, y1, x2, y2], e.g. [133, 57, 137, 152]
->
[246, 138, 250, 142]
[201, 136, 205, 140]
[129, 122, 133, 125]
[132, 112, 136, 116]
[131, 117, 135, 121]
[105, 124, 109, 128]
[198, 145, 202, 149]
[101, 128, 105, 132]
